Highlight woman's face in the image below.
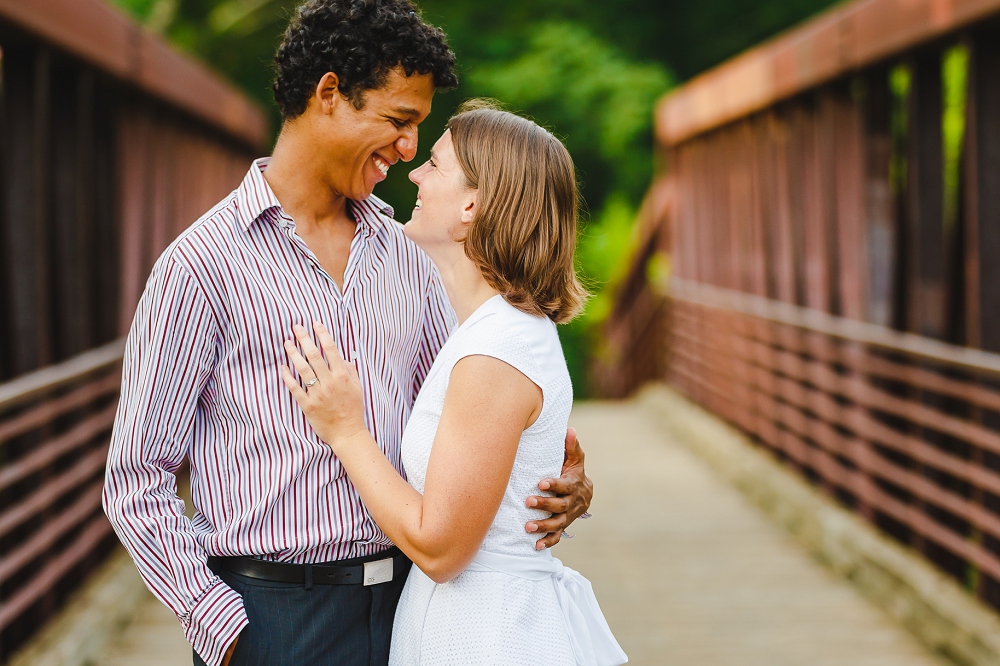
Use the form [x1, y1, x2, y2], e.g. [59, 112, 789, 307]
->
[404, 130, 476, 255]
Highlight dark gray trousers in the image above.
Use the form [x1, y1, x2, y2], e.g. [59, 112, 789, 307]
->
[193, 558, 409, 666]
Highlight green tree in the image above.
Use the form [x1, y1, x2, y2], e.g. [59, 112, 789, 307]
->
[464, 23, 670, 391]
[470, 22, 671, 209]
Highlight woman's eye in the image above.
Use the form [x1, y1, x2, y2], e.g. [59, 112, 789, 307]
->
[428, 159, 436, 168]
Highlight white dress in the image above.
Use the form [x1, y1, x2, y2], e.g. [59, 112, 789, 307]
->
[389, 295, 626, 666]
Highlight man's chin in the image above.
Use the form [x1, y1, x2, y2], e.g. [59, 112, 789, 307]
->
[352, 185, 377, 202]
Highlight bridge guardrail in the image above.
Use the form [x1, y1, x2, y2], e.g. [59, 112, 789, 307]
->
[0, 0, 265, 659]
[0, 340, 124, 651]
[609, 0, 1000, 615]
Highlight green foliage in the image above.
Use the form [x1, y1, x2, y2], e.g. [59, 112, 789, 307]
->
[108, 0, 841, 395]
[414, 0, 839, 82]
[461, 25, 669, 393]
[889, 64, 910, 198]
[470, 22, 671, 208]
[578, 195, 639, 305]
[942, 45, 968, 233]
[575, 194, 639, 341]
[559, 194, 639, 392]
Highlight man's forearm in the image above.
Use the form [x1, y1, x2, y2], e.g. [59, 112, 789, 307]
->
[105, 251, 240, 664]
[104, 426, 246, 666]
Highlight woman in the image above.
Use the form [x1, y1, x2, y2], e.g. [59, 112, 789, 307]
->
[281, 101, 627, 665]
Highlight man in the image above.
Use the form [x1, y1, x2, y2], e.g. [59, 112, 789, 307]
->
[102, 2, 593, 666]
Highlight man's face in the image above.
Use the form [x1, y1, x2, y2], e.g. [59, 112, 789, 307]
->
[316, 68, 435, 202]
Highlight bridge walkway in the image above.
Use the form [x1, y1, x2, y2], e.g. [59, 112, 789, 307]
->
[98, 400, 946, 665]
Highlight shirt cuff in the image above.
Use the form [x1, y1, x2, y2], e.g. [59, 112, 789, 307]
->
[182, 579, 248, 666]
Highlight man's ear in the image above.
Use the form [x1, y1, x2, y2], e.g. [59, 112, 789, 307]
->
[315, 72, 342, 115]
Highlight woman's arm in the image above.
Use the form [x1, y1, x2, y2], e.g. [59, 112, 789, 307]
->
[281, 323, 542, 583]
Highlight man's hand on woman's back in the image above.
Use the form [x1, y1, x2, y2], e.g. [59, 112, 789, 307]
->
[525, 427, 594, 549]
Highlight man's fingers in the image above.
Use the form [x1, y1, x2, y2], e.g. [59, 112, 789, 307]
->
[526, 495, 569, 514]
[526, 513, 568, 536]
[537, 476, 574, 496]
[284, 340, 316, 383]
[564, 429, 585, 465]
[222, 635, 240, 666]
[535, 532, 562, 550]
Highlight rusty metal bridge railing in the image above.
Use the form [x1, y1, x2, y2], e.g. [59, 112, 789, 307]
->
[0, 341, 123, 648]
[0, 0, 266, 659]
[604, 0, 1000, 614]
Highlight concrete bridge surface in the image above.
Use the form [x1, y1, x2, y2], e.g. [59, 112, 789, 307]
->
[96, 401, 945, 665]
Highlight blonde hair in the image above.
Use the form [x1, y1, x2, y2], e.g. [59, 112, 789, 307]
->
[447, 100, 587, 324]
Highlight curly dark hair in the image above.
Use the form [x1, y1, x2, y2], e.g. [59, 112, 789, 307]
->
[273, 0, 458, 118]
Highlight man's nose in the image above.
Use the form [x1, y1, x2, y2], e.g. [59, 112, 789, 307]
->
[395, 127, 418, 162]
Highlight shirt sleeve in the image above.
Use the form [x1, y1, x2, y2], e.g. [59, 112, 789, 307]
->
[102, 256, 247, 666]
[412, 267, 456, 401]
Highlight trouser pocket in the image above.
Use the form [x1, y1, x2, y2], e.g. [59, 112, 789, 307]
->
[202, 565, 406, 666]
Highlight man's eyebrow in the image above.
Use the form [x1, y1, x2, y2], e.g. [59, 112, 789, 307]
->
[392, 107, 422, 118]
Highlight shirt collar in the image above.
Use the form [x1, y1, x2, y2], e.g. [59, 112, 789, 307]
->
[235, 157, 282, 231]
[351, 194, 393, 239]
[236, 157, 395, 236]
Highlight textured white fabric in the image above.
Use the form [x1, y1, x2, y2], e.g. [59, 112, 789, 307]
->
[390, 295, 626, 665]
[466, 550, 628, 666]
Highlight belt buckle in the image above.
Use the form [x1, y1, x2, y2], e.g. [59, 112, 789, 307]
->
[363, 557, 394, 586]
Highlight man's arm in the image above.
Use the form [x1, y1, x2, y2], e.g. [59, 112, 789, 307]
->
[102, 257, 246, 666]
[525, 427, 594, 549]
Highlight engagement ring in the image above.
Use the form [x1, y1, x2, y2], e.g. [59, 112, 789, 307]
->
[306, 378, 319, 387]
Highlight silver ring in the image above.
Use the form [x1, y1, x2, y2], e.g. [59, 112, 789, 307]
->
[561, 531, 575, 539]
[305, 378, 319, 387]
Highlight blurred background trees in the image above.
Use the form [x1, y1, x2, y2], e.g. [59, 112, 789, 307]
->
[110, 0, 838, 394]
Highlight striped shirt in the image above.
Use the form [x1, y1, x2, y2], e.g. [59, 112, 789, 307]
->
[103, 159, 456, 666]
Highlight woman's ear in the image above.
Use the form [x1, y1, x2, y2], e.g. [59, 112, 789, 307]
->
[460, 190, 479, 225]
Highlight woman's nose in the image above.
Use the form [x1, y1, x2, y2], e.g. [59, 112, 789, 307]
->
[409, 163, 426, 185]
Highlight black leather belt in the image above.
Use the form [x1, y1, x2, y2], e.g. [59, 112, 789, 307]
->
[209, 547, 410, 587]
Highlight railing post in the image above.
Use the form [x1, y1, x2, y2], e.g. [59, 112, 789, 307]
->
[1, 44, 53, 377]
